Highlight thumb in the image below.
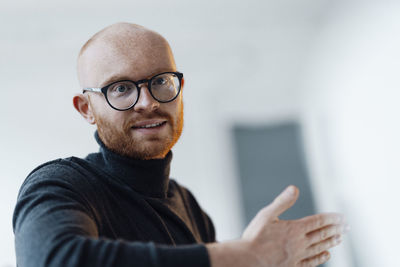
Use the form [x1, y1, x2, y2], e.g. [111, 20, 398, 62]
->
[266, 185, 299, 219]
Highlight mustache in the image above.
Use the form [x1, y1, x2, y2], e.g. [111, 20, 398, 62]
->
[123, 109, 173, 130]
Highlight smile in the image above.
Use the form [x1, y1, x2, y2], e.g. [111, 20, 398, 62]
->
[132, 121, 167, 129]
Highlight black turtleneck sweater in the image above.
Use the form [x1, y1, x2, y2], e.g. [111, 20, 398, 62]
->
[13, 132, 216, 267]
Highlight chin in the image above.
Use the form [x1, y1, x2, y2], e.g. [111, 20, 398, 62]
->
[127, 144, 170, 159]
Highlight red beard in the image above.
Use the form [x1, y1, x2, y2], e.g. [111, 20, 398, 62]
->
[94, 103, 183, 159]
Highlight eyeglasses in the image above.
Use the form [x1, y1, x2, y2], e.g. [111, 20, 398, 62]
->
[82, 71, 183, 111]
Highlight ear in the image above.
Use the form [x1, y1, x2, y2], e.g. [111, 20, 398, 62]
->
[73, 94, 96, 124]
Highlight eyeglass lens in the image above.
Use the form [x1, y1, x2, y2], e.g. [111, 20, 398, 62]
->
[106, 72, 181, 110]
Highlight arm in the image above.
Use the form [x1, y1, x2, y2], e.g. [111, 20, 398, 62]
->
[206, 186, 349, 267]
[13, 164, 209, 267]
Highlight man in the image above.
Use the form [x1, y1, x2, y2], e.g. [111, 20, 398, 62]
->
[13, 23, 348, 267]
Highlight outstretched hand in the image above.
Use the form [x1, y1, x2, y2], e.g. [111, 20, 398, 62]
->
[207, 185, 348, 267]
[241, 185, 348, 267]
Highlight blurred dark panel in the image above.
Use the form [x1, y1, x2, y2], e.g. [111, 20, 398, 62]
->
[233, 121, 316, 222]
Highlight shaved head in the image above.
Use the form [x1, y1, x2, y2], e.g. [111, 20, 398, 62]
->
[77, 22, 176, 89]
[74, 23, 184, 159]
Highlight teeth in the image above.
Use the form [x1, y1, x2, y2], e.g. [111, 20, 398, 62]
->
[137, 122, 164, 128]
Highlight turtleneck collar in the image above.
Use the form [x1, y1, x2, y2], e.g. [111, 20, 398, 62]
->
[88, 131, 173, 198]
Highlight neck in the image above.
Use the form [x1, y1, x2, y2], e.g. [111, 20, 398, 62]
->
[87, 131, 173, 198]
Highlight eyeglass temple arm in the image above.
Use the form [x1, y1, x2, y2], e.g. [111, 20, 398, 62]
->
[82, 88, 102, 93]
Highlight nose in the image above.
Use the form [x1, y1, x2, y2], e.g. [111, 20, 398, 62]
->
[133, 84, 160, 113]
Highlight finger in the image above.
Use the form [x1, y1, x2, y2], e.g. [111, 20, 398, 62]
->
[298, 251, 330, 267]
[299, 213, 345, 233]
[265, 185, 299, 219]
[306, 224, 348, 245]
[304, 235, 341, 259]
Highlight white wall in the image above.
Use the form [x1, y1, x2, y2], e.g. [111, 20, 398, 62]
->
[2, 1, 398, 266]
[301, 2, 400, 267]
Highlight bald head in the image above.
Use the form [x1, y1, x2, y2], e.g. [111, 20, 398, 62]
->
[77, 23, 177, 88]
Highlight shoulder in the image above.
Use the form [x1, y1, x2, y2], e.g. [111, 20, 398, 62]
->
[168, 179, 206, 219]
[18, 156, 96, 198]
[13, 157, 100, 234]
[169, 179, 199, 203]
[14, 156, 101, 213]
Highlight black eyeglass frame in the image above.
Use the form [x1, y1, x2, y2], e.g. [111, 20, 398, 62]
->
[82, 71, 183, 111]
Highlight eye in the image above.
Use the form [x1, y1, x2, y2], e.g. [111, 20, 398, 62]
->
[153, 77, 167, 85]
[116, 85, 127, 93]
[107, 82, 136, 97]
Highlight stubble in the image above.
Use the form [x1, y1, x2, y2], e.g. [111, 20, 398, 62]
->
[93, 103, 184, 159]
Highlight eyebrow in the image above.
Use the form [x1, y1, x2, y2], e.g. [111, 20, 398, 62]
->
[100, 75, 131, 87]
[100, 69, 177, 88]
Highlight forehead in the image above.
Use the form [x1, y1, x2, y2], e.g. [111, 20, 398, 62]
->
[78, 31, 176, 87]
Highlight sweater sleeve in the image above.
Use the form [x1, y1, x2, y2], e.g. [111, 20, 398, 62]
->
[12, 162, 211, 267]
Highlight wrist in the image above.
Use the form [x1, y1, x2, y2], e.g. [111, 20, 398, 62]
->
[206, 239, 258, 267]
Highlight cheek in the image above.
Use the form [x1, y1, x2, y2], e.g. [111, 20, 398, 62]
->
[170, 94, 183, 113]
[91, 98, 127, 126]
[166, 100, 183, 121]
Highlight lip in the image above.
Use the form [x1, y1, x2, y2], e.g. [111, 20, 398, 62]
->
[131, 119, 167, 128]
[130, 120, 168, 135]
